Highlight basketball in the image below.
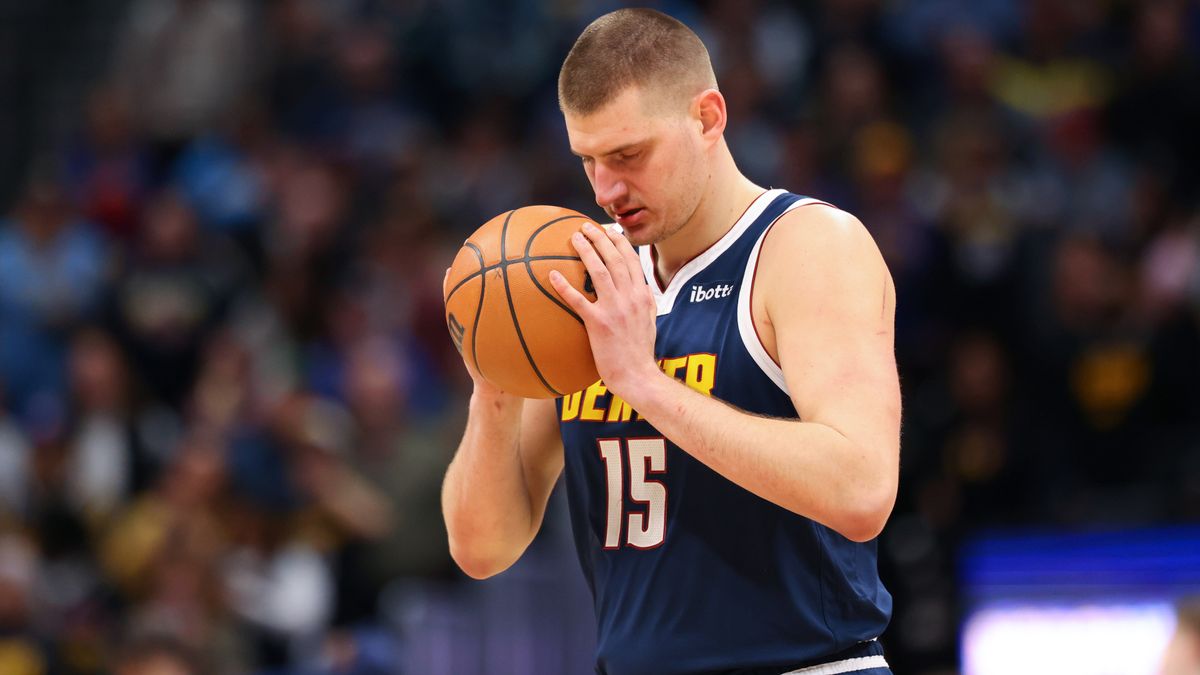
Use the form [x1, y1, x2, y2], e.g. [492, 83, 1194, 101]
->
[444, 206, 601, 398]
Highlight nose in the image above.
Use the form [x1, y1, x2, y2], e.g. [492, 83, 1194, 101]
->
[592, 162, 628, 211]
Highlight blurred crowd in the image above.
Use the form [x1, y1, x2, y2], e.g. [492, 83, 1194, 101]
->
[0, 0, 1198, 673]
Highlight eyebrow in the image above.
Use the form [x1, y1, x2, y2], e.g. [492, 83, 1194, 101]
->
[571, 139, 649, 159]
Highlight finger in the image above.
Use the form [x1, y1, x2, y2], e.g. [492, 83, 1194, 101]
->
[549, 269, 595, 318]
[570, 231, 618, 296]
[580, 222, 633, 288]
[605, 225, 646, 285]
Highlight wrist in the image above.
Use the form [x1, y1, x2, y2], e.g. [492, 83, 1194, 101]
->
[469, 384, 522, 415]
[610, 362, 674, 413]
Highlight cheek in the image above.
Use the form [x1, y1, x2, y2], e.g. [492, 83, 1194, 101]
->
[648, 148, 692, 205]
[638, 133, 702, 221]
[669, 144, 706, 205]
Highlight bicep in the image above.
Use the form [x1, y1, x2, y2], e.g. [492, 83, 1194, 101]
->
[767, 211, 901, 460]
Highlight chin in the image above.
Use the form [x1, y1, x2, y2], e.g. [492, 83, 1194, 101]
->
[624, 225, 657, 247]
[625, 232, 650, 247]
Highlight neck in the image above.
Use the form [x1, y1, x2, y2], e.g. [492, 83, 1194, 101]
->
[652, 142, 763, 285]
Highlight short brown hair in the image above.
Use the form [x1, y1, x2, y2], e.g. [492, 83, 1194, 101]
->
[558, 8, 717, 115]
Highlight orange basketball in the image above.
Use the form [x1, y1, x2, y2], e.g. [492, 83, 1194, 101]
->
[444, 206, 600, 398]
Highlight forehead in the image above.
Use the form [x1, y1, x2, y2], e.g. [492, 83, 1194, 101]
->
[564, 87, 672, 156]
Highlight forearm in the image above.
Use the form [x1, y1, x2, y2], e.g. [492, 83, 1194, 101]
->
[441, 393, 537, 577]
[625, 373, 893, 541]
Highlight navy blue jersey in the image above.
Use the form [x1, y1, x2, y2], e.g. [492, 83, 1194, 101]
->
[556, 190, 892, 675]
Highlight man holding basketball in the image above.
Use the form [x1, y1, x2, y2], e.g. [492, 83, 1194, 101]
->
[443, 8, 899, 675]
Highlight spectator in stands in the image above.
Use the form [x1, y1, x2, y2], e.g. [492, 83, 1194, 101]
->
[0, 177, 108, 414]
[109, 0, 254, 179]
[107, 190, 247, 407]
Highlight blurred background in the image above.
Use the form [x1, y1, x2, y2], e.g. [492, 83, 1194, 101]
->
[0, 0, 1198, 673]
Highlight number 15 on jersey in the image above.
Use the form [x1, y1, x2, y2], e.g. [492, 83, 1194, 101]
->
[598, 438, 667, 549]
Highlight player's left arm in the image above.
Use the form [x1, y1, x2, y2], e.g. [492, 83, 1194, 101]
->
[551, 210, 900, 542]
[756, 205, 901, 540]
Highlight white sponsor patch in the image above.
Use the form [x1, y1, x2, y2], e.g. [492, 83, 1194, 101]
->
[688, 281, 735, 304]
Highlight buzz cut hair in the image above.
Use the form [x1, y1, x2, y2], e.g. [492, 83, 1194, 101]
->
[558, 8, 717, 116]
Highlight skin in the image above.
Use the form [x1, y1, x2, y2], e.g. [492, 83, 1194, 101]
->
[1158, 626, 1200, 675]
[442, 83, 901, 579]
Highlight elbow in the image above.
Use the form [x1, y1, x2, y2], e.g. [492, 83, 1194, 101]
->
[446, 530, 523, 580]
[448, 541, 510, 580]
[837, 488, 896, 543]
[840, 515, 888, 544]
[453, 555, 507, 580]
[443, 497, 535, 579]
[442, 494, 523, 579]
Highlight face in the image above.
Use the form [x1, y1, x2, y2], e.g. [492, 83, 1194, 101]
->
[564, 86, 710, 246]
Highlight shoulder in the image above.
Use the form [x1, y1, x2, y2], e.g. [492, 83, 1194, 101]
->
[758, 202, 889, 293]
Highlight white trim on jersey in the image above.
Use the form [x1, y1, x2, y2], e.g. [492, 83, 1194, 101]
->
[639, 188, 786, 317]
[735, 196, 827, 396]
[781, 654, 889, 675]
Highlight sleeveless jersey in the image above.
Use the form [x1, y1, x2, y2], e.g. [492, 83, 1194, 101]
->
[556, 190, 892, 675]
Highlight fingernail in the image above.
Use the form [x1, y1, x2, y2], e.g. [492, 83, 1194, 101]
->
[582, 223, 597, 233]
[572, 232, 585, 242]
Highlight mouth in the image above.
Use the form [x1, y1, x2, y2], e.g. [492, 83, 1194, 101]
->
[614, 207, 646, 227]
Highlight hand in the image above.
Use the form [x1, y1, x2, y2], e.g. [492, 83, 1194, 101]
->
[549, 223, 661, 404]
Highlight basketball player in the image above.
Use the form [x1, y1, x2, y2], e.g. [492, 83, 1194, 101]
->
[442, 8, 900, 674]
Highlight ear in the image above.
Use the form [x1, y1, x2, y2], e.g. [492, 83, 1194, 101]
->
[693, 89, 726, 147]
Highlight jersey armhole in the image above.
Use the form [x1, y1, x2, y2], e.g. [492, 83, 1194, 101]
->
[734, 197, 833, 397]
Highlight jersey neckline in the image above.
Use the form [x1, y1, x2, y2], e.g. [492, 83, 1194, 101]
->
[639, 188, 786, 316]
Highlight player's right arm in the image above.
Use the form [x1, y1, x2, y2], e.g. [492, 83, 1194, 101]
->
[441, 378, 564, 579]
